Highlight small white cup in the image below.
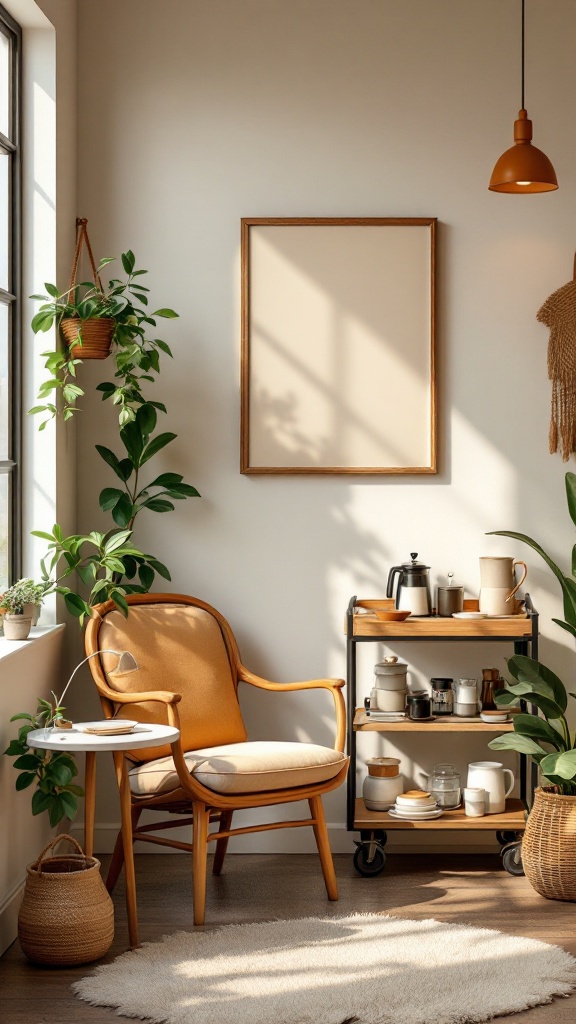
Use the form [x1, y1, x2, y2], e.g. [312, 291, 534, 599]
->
[464, 786, 486, 817]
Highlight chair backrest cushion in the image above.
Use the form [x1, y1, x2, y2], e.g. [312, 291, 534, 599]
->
[98, 603, 247, 760]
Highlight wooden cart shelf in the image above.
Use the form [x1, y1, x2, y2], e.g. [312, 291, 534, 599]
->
[349, 612, 533, 640]
[354, 797, 526, 831]
[353, 710, 515, 732]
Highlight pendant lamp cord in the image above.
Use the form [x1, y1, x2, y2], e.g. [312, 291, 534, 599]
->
[521, 0, 525, 109]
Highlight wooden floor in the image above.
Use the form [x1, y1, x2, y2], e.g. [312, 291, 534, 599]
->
[2, 852, 576, 1023]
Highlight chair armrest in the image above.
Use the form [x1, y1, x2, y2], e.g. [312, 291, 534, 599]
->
[97, 683, 182, 706]
[239, 667, 346, 752]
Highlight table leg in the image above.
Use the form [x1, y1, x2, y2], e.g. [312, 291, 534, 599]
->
[84, 751, 96, 858]
[114, 751, 139, 948]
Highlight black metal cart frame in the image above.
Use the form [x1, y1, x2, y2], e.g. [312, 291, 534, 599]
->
[345, 594, 539, 875]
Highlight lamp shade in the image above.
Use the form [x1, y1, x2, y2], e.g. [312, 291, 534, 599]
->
[489, 109, 558, 192]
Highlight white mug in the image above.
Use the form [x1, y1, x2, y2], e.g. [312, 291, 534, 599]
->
[463, 787, 486, 817]
[467, 761, 514, 814]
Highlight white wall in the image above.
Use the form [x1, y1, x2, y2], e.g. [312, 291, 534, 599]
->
[73, 0, 576, 852]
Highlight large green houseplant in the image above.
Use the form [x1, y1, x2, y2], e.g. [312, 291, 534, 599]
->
[488, 472, 576, 899]
[4, 236, 199, 824]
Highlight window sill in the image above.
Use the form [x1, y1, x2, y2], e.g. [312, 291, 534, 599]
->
[0, 624, 65, 662]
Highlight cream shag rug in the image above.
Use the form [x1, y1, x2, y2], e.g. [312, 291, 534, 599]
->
[73, 913, 576, 1024]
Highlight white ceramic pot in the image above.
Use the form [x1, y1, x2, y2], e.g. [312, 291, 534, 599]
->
[3, 615, 32, 640]
[467, 761, 514, 814]
[22, 602, 41, 626]
[363, 772, 404, 811]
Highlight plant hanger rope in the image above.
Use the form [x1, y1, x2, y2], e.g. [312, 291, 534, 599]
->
[69, 217, 103, 295]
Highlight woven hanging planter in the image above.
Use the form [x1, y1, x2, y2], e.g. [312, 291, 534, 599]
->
[61, 316, 116, 359]
[61, 218, 115, 360]
[522, 787, 576, 901]
[18, 834, 114, 965]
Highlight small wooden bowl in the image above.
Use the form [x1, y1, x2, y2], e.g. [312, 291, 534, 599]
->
[374, 610, 411, 622]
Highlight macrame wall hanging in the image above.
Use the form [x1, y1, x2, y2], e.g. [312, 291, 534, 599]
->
[536, 255, 576, 461]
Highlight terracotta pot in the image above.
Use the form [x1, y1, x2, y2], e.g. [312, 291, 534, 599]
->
[523, 787, 576, 901]
[3, 615, 32, 640]
[60, 317, 115, 359]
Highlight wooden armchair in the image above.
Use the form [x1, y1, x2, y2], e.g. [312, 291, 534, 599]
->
[84, 593, 348, 927]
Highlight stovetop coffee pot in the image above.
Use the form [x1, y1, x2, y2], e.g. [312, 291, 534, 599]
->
[387, 553, 433, 616]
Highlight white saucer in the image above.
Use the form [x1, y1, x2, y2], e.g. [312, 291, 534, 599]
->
[480, 713, 510, 723]
[452, 611, 487, 620]
[388, 807, 443, 820]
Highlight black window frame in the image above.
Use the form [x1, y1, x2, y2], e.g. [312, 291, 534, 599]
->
[0, 2, 22, 588]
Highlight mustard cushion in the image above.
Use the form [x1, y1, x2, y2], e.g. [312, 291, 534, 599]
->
[99, 604, 247, 761]
[128, 741, 348, 797]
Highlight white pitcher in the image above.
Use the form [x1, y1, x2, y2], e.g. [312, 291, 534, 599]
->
[479, 557, 527, 615]
[467, 761, 514, 814]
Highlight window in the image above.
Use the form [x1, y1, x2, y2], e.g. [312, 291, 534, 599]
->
[0, 4, 21, 590]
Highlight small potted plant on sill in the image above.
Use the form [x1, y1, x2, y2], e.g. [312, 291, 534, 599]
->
[0, 579, 46, 639]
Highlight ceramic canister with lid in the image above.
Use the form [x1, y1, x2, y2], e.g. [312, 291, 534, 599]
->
[373, 656, 409, 712]
[374, 656, 408, 691]
[362, 758, 403, 810]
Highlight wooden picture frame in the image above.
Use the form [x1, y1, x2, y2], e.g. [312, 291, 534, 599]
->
[241, 217, 437, 475]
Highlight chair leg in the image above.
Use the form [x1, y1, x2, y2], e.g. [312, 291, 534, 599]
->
[309, 795, 339, 901]
[192, 802, 210, 925]
[106, 805, 142, 893]
[212, 810, 233, 876]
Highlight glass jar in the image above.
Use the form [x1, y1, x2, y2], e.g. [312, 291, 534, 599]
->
[430, 677, 453, 716]
[427, 763, 461, 808]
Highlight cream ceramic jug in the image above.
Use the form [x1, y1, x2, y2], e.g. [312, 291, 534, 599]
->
[466, 761, 514, 814]
[479, 557, 527, 616]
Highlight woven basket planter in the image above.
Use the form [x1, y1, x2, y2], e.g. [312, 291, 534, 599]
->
[18, 834, 114, 965]
[61, 317, 115, 359]
[522, 787, 576, 901]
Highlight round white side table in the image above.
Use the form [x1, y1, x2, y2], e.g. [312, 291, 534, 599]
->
[27, 723, 180, 947]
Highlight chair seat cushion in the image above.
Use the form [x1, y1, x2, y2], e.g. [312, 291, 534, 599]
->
[128, 740, 347, 797]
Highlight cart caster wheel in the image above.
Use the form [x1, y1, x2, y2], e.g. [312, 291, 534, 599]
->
[353, 843, 386, 877]
[501, 842, 524, 876]
[496, 830, 521, 846]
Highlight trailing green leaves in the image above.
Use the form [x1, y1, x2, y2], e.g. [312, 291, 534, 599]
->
[4, 698, 84, 826]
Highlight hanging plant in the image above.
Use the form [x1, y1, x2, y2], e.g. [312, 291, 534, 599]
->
[26, 218, 200, 623]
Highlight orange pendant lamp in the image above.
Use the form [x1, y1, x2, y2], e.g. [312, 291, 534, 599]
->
[489, 0, 557, 193]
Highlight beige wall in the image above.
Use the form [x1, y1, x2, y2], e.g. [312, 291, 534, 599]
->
[70, 0, 576, 852]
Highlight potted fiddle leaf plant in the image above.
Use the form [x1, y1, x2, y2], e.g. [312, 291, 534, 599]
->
[488, 652, 576, 901]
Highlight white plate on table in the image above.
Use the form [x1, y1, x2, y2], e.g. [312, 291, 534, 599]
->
[79, 720, 138, 736]
[452, 612, 487, 620]
[388, 807, 444, 820]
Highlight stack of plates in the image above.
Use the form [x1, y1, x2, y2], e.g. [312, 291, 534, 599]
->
[367, 711, 406, 722]
[80, 720, 138, 736]
[388, 790, 443, 820]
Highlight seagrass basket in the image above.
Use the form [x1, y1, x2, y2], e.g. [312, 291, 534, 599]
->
[18, 834, 114, 965]
[61, 317, 115, 359]
[522, 787, 576, 901]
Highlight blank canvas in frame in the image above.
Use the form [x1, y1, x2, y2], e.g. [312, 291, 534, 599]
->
[241, 218, 437, 474]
